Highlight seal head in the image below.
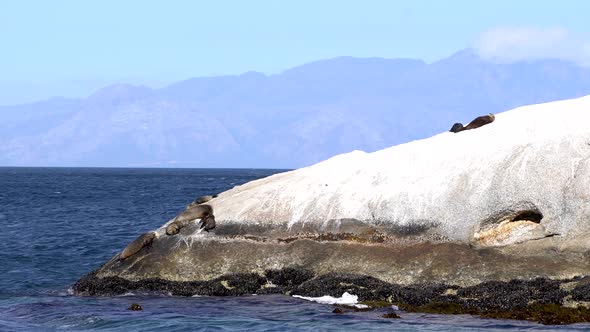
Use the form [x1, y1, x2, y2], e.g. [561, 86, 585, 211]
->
[128, 303, 143, 311]
[450, 123, 464, 133]
[199, 215, 216, 232]
[187, 194, 218, 208]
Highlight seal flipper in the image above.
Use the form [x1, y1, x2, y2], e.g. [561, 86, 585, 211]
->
[464, 113, 495, 130]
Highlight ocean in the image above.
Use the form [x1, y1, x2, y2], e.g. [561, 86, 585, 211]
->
[0, 167, 586, 331]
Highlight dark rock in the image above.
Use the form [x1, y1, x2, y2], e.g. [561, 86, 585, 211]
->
[571, 277, 590, 301]
[204, 273, 267, 296]
[382, 312, 400, 319]
[293, 273, 398, 300]
[482, 304, 590, 325]
[72, 268, 590, 325]
[457, 278, 566, 310]
[74, 271, 135, 296]
[264, 267, 314, 292]
[332, 308, 344, 314]
[401, 302, 478, 316]
[73, 270, 266, 297]
[128, 303, 142, 311]
[256, 285, 286, 295]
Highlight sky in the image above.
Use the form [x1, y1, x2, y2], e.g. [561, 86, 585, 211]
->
[1, 0, 590, 105]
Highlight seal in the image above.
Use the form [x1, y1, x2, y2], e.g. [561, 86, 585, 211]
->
[187, 194, 218, 209]
[199, 214, 216, 232]
[165, 220, 188, 236]
[450, 113, 495, 133]
[465, 113, 495, 130]
[166, 204, 214, 235]
[120, 231, 157, 260]
[128, 303, 143, 311]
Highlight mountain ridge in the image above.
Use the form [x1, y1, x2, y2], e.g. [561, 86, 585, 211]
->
[2, 49, 590, 168]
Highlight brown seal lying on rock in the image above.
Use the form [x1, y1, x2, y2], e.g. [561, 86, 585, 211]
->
[166, 204, 215, 235]
[187, 194, 218, 209]
[119, 231, 158, 260]
[450, 113, 495, 133]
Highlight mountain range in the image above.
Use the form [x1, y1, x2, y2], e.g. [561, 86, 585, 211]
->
[2, 49, 590, 168]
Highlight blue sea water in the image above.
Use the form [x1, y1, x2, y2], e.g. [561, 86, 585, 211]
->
[0, 167, 587, 331]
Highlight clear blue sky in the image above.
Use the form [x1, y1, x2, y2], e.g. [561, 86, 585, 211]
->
[1, 0, 589, 105]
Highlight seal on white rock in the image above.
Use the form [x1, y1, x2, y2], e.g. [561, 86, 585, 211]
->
[199, 214, 216, 232]
[166, 204, 214, 235]
[119, 231, 158, 260]
[450, 113, 495, 133]
[187, 194, 218, 208]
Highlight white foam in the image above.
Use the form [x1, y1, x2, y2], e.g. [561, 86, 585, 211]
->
[292, 292, 369, 308]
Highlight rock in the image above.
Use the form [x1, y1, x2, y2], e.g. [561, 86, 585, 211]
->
[265, 268, 314, 292]
[382, 312, 400, 319]
[76, 96, 590, 319]
[73, 270, 590, 324]
[207, 96, 590, 244]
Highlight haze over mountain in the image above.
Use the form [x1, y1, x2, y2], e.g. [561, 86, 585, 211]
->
[2, 49, 590, 169]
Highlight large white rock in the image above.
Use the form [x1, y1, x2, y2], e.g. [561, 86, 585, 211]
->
[210, 96, 590, 244]
[90, 95, 590, 287]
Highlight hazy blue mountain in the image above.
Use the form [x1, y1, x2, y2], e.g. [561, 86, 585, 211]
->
[2, 49, 590, 168]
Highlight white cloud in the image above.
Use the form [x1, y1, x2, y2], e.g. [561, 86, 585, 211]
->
[472, 27, 590, 66]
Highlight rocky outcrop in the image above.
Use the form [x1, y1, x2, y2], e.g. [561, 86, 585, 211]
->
[74, 269, 590, 324]
[76, 96, 590, 320]
[205, 96, 590, 244]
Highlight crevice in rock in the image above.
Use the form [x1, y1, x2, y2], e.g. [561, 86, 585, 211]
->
[511, 210, 543, 223]
[479, 201, 544, 230]
[474, 202, 548, 246]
